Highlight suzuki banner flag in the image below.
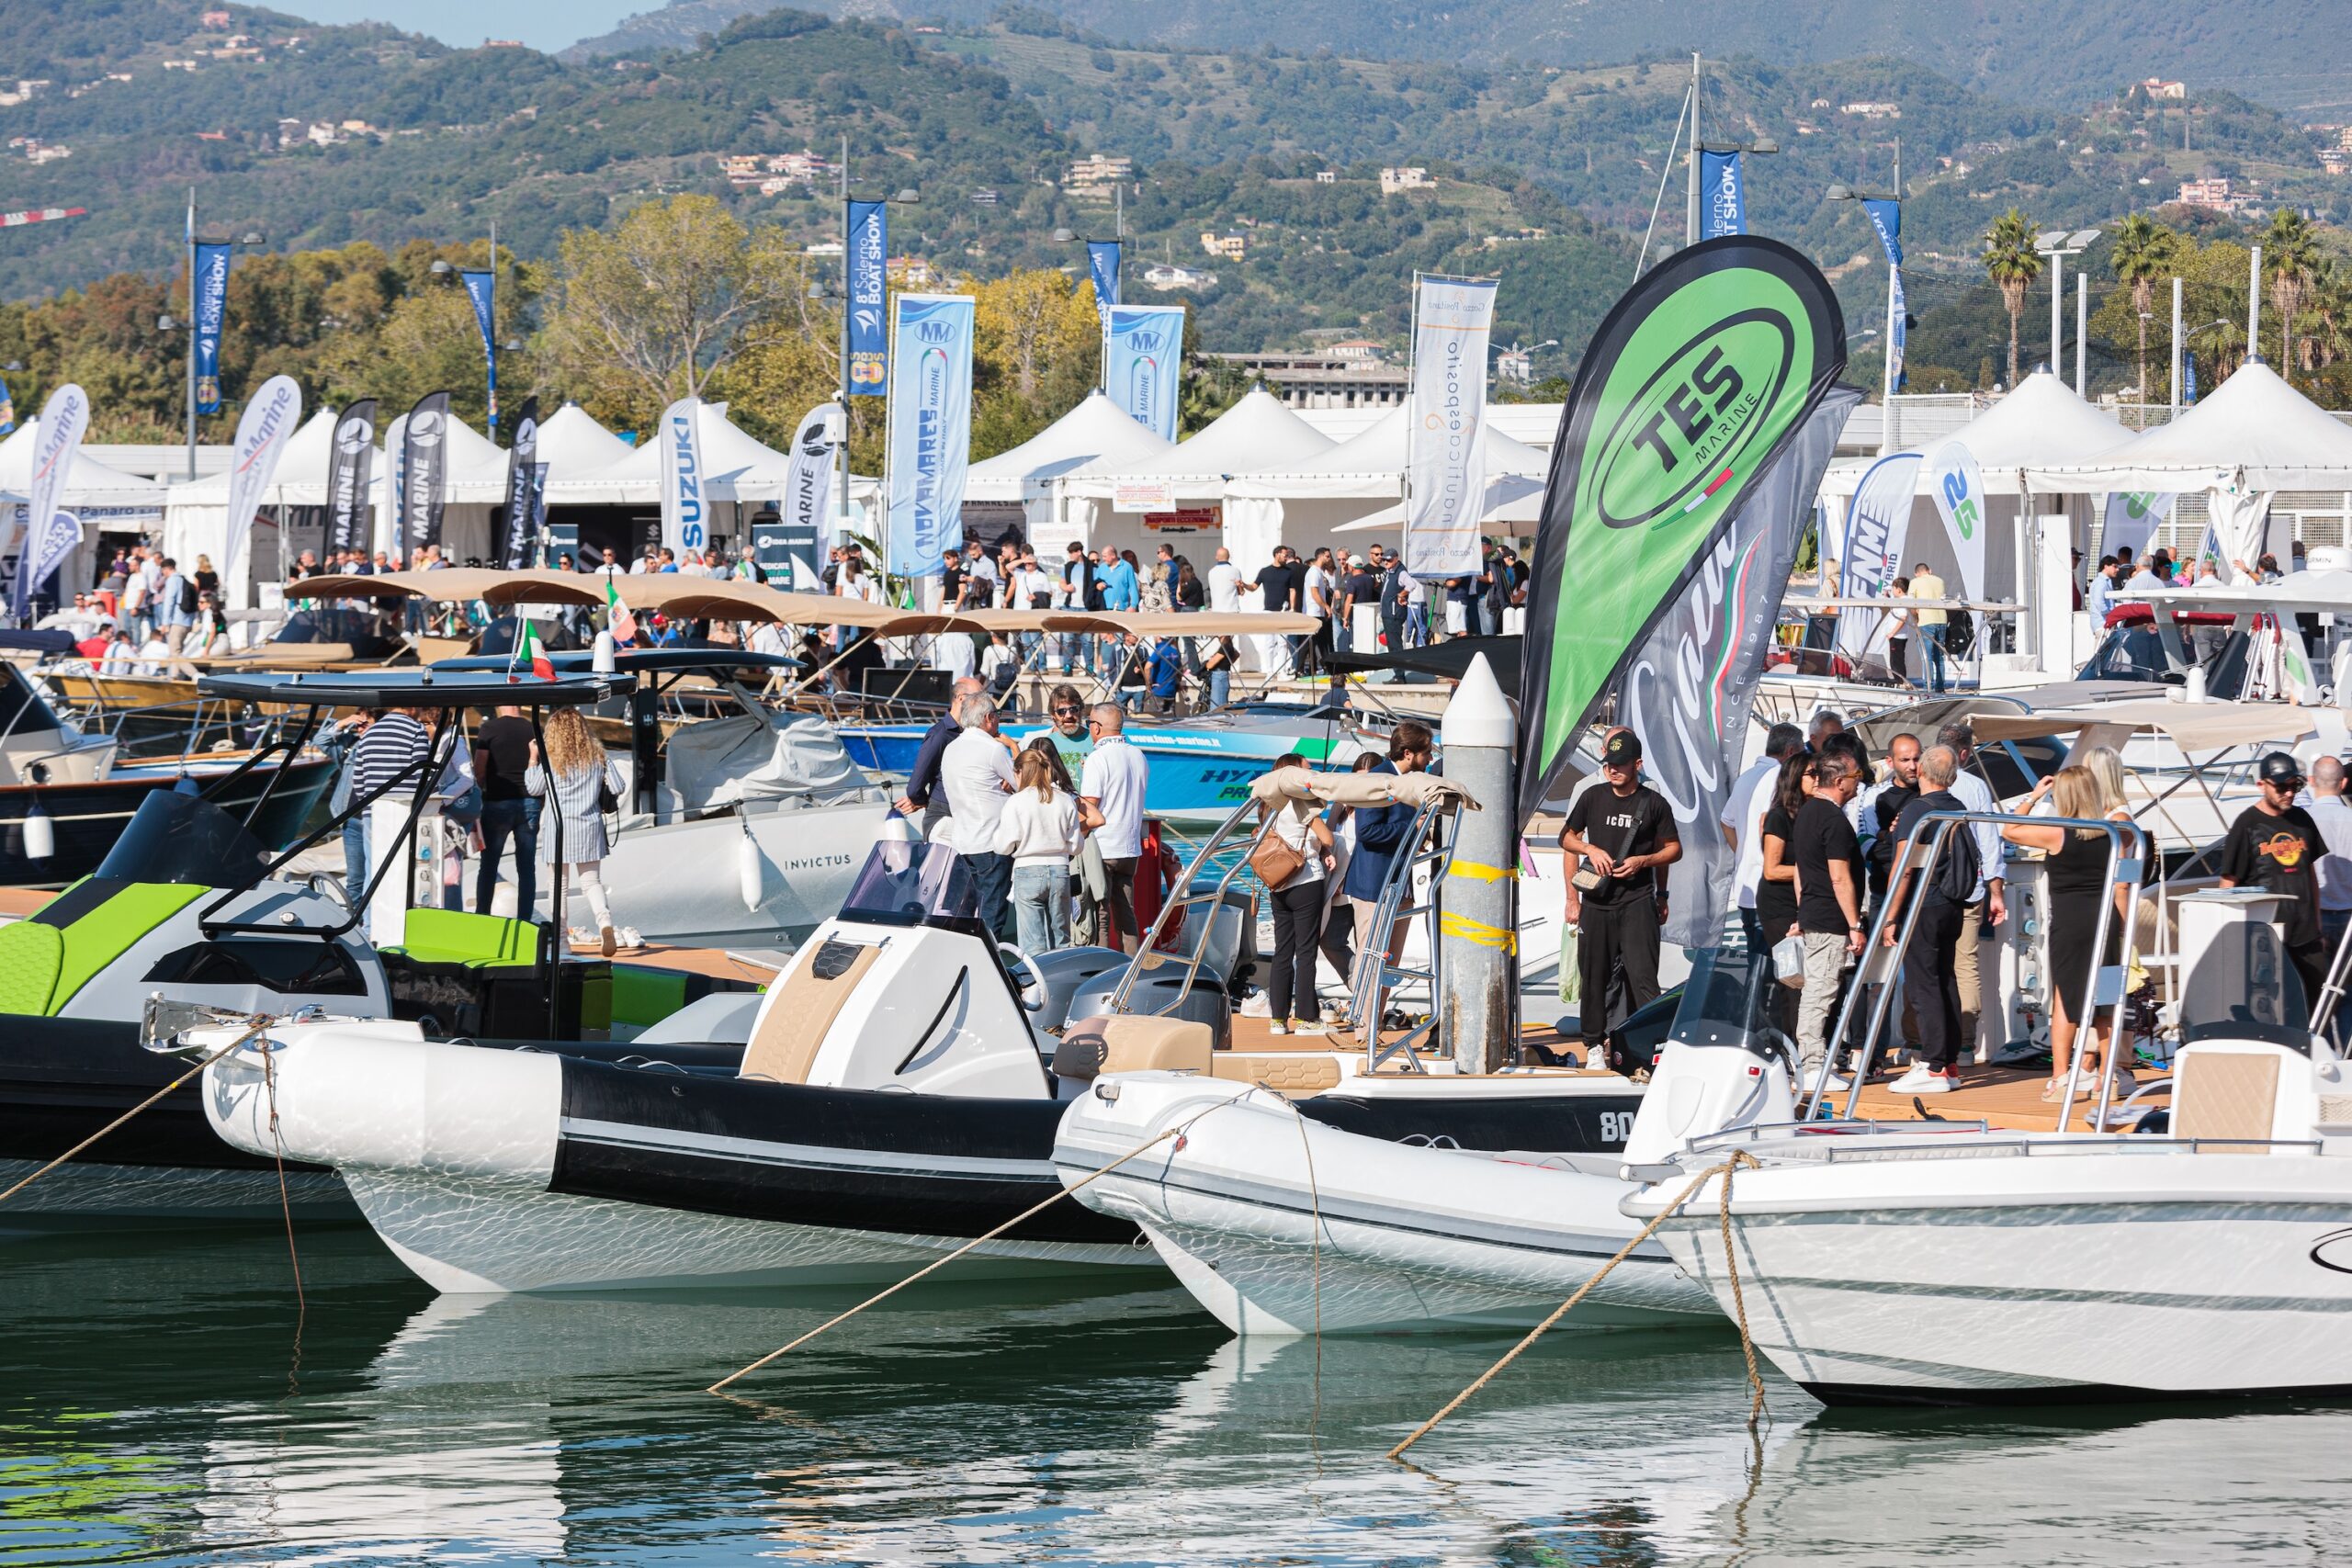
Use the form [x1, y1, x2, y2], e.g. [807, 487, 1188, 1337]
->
[657, 397, 707, 560]
[781, 401, 841, 586]
[1104, 304, 1183, 443]
[325, 398, 378, 556]
[221, 375, 302, 596]
[193, 241, 232, 415]
[11, 382, 88, 617]
[1835, 450, 1925, 668]
[885, 293, 975, 578]
[1624, 387, 1860, 948]
[846, 200, 888, 397]
[460, 267, 497, 430]
[2100, 489, 2175, 564]
[500, 395, 540, 569]
[1517, 236, 1847, 826]
[1698, 151, 1746, 239]
[396, 390, 450, 558]
[1404, 275, 1498, 579]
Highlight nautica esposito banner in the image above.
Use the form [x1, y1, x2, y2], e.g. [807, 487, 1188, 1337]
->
[1405, 275, 1498, 578]
[886, 294, 975, 577]
[1105, 305, 1182, 443]
[1625, 387, 1860, 948]
[222, 374, 302, 592]
[396, 390, 450, 557]
[1698, 151, 1746, 239]
[1834, 449, 1925, 667]
[1517, 235, 1847, 825]
[657, 397, 707, 559]
[846, 201, 888, 397]
[325, 398, 378, 556]
[193, 241, 232, 415]
[2101, 489, 2176, 563]
[10, 383, 88, 617]
[500, 395, 540, 569]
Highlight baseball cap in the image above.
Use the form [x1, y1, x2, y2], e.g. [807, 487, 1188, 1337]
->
[2258, 751, 2305, 787]
[1601, 731, 1643, 767]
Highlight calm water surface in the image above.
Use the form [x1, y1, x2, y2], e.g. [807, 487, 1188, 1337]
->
[6, 1225, 2351, 1565]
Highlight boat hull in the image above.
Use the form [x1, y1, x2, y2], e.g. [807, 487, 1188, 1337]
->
[1054, 1073, 1714, 1336]
[1645, 1144, 2352, 1404]
[0, 757, 335, 889]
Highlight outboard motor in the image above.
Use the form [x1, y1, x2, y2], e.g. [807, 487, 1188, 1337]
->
[1620, 938, 1794, 1168]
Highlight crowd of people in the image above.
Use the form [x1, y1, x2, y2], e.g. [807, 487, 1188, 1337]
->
[37, 545, 229, 676]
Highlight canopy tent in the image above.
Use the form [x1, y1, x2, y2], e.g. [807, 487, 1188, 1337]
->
[965, 392, 1171, 546]
[533, 402, 636, 476]
[1223, 407, 1550, 560]
[0, 416, 170, 609]
[1052, 388, 1335, 565]
[542, 400, 879, 549]
[2028, 361, 2352, 494]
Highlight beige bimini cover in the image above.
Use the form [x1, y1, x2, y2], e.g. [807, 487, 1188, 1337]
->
[1250, 763, 1479, 813]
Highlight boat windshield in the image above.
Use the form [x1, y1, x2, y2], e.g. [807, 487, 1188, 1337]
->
[839, 837, 976, 925]
[94, 787, 273, 888]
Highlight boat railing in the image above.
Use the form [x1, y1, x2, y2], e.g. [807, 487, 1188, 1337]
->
[1695, 1132, 2325, 1167]
[1102, 781, 1263, 1020]
[1351, 791, 1464, 1076]
[1817, 808, 2143, 1134]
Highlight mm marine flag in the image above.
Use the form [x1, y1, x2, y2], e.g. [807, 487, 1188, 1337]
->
[1105, 304, 1182, 443]
[885, 293, 975, 578]
[1517, 234, 1847, 825]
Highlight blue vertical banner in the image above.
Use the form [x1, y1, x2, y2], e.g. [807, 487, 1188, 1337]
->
[846, 200, 888, 397]
[885, 293, 974, 578]
[2184, 355, 2199, 405]
[192, 240, 231, 414]
[1698, 151, 1745, 239]
[1087, 240, 1121, 318]
[0, 377, 15, 436]
[1861, 197, 1905, 392]
[1105, 304, 1183, 442]
[459, 267, 497, 432]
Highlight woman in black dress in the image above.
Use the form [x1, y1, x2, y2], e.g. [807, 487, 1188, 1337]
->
[1757, 750, 1813, 1032]
[2002, 764, 2139, 1101]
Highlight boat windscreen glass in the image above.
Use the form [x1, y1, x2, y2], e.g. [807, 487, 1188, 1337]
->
[840, 838, 975, 925]
[0, 663, 60, 736]
[94, 787, 273, 888]
[1664, 924, 1786, 1060]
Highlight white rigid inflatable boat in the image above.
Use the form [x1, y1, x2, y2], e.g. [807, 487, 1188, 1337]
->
[1053, 947, 1796, 1335]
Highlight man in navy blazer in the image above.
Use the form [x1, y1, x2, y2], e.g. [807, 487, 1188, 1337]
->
[1343, 720, 1436, 1028]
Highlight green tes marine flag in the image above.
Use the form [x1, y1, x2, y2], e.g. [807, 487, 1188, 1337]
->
[1516, 236, 1847, 825]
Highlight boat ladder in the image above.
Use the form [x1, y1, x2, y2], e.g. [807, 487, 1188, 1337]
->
[1347, 792, 1466, 1075]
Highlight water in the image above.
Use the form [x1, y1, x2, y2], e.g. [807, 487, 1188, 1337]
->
[8, 1225, 2352, 1565]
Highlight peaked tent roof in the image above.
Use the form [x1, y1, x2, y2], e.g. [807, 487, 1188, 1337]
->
[1224, 406, 1551, 500]
[548, 399, 821, 504]
[1061, 387, 1335, 501]
[1927, 372, 2126, 491]
[0, 417, 170, 507]
[2026, 359, 2352, 492]
[534, 402, 636, 477]
[967, 392, 1173, 502]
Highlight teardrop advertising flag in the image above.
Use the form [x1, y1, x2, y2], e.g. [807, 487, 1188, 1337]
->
[11, 382, 88, 617]
[396, 390, 450, 558]
[500, 395, 540, 569]
[657, 396, 705, 560]
[221, 375, 302, 595]
[325, 398, 378, 557]
[1517, 236, 1847, 825]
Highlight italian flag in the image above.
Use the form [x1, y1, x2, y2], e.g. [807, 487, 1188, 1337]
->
[606, 574, 637, 643]
[513, 616, 555, 680]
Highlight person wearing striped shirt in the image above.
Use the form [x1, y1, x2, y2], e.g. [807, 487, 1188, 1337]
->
[340, 707, 431, 914]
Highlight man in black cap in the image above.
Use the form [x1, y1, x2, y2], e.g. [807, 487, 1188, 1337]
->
[1558, 730, 1680, 1072]
[2221, 751, 2332, 1012]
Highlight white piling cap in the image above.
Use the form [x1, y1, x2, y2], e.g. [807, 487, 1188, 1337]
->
[1442, 653, 1516, 750]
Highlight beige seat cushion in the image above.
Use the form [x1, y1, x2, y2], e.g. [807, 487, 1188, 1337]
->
[1208, 1054, 1341, 1092]
[740, 942, 881, 1083]
[2173, 1050, 2279, 1149]
[1099, 1014, 1216, 1075]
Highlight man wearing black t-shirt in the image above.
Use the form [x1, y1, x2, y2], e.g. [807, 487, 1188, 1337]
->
[471, 705, 540, 918]
[1558, 730, 1680, 1072]
[1255, 547, 1303, 674]
[1340, 556, 1380, 651]
[1792, 753, 1867, 1089]
[2222, 751, 2332, 1012]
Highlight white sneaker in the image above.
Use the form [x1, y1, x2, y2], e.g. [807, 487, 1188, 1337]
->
[1913, 1073, 1953, 1094]
[1812, 1071, 1851, 1093]
[1889, 1064, 1939, 1092]
[1289, 1019, 1327, 1036]
[1268, 1020, 1289, 1036]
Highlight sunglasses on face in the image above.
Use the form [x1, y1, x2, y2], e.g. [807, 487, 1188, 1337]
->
[1054, 707, 1081, 717]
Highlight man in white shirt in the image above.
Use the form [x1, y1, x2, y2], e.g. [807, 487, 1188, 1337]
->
[2308, 755, 2352, 953]
[1937, 718, 2007, 1060]
[929, 628, 976, 682]
[1207, 547, 1243, 614]
[1722, 723, 1806, 953]
[941, 692, 1018, 941]
[1080, 702, 1151, 953]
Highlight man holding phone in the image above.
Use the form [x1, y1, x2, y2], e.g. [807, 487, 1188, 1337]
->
[1557, 731, 1681, 1073]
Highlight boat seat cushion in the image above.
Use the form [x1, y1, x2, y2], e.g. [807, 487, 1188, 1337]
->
[391, 908, 539, 969]
[0, 919, 63, 1015]
[2174, 1050, 2281, 1149]
[739, 938, 880, 1084]
[1207, 1054, 1340, 1092]
[0, 878, 209, 1015]
[1054, 1014, 1216, 1078]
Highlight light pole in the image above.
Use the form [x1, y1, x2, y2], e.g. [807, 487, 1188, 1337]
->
[815, 177, 915, 578]
[1826, 170, 1904, 413]
[1690, 134, 1780, 243]
[2034, 227, 2102, 381]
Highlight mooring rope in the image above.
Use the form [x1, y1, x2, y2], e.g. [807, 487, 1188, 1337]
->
[260, 1034, 307, 1318]
[1386, 1150, 1766, 1462]
[0, 1019, 267, 1207]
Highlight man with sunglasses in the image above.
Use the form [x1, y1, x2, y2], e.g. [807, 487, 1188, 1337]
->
[2222, 751, 2332, 1013]
[1080, 703, 1150, 953]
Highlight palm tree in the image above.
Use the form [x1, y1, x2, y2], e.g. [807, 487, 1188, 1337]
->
[1982, 209, 2042, 389]
[2263, 209, 2320, 387]
[2109, 212, 2175, 403]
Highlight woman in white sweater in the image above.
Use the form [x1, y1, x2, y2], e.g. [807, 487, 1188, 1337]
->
[526, 705, 629, 955]
[995, 745, 1084, 953]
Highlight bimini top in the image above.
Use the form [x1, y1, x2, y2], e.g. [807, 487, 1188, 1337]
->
[434, 649, 802, 675]
[198, 668, 638, 708]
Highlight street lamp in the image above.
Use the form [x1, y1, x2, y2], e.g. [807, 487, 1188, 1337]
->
[2034, 227, 2102, 388]
[1826, 166, 1905, 412]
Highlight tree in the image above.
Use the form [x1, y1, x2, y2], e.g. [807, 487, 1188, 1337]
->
[2262, 208, 2320, 389]
[537, 195, 810, 432]
[1981, 209, 2042, 390]
[970, 269, 1100, 458]
[2109, 213, 2176, 402]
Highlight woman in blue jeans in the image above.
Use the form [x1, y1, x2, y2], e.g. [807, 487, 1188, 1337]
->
[994, 746, 1085, 954]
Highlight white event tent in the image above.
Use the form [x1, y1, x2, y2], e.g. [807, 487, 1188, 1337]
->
[544, 400, 879, 535]
[1054, 387, 1334, 566]
[533, 401, 636, 476]
[964, 392, 1170, 543]
[1224, 406, 1552, 554]
[0, 417, 169, 605]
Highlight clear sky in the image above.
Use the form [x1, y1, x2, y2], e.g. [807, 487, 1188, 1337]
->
[285, 1, 652, 53]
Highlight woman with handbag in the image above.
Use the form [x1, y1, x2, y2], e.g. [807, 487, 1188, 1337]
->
[1255, 753, 1339, 1036]
[526, 705, 629, 956]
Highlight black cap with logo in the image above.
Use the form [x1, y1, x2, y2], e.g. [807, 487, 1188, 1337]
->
[1601, 731, 1643, 767]
[2258, 750, 2305, 788]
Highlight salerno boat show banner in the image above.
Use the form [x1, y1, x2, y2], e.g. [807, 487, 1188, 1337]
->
[1105, 305, 1182, 443]
[886, 294, 976, 578]
[1517, 235, 1847, 825]
[192, 241, 231, 415]
[1089, 240, 1122, 322]
[461, 267, 499, 431]
[1404, 274, 1498, 579]
[847, 201, 889, 397]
